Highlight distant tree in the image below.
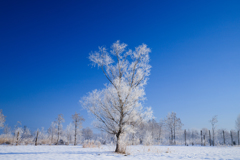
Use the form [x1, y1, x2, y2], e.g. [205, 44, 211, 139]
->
[3, 124, 11, 134]
[148, 119, 158, 143]
[202, 128, 209, 145]
[22, 126, 31, 139]
[209, 115, 218, 146]
[0, 109, 6, 128]
[55, 114, 65, 144]
[157, 119, 164, 144]
[164, 112, 183, 145]
[82, 127, 93, 140]
[81, 41, 153, 152]
[191, 129, 199, 145]
[237, 115, 240, 145]
[143, 131, 153, 146]
[48, 121, 57, 144]
[236, 114, 240, 131]
[72, 112, 85, 145]
[65, 123, 74, 144]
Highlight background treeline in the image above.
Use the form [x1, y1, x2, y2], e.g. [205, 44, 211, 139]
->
[0, 110, 239, 147]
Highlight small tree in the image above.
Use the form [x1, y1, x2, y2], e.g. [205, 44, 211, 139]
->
[0, 109, 6, 128]
[72, 112, 85, 145]
[81, 41, 153, 152]
[209, 115, 218, 146]
[55, 114, 65, 144]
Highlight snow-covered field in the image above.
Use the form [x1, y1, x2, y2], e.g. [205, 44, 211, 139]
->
[0, 145, 239, 160]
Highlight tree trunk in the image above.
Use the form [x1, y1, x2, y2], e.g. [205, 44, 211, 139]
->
[16, 131, 19, 146]
[223, 130, 225, 145]
[57, 123, 60, 145]
[192, 132, 193, 146]
[209, 130, 211, 146]
[184, 129, 186, 146]
[212, 130, 215, 146]
[230, 131, 233, 146]
[115, 134, 120, 152]
[203, 135, 206, 146]
[173, 125, 175, 145]
[238, 130, 239, 145]
[51, 131, 53, 144]
[35, 131, 39, 146]
[74, 123, 77, 145]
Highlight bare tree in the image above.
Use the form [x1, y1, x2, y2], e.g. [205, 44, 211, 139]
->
[55, 114, 65, 144]
[209, 115, 218, 146]
[72, 112, 85, 145]
[81, 41, 153, 152]
[0, 109, 6, 128]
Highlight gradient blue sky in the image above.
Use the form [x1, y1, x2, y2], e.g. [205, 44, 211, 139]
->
[0, 0, 239, 132]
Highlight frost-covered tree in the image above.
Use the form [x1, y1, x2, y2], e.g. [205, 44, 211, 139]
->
[72, 112, 85, 145]
[209, 115, 218, 146]
[190, 129, 199, 145]
[55, 114, 65, 144]
[22, 126, 31, 139]
[48, 121, 57, 144]
[143, 131, 153, 146]
[164, 112, 183, 145]
[82, 127, 93, 140]
[236, 114, 240, 131]
[148, 119, 158, 143]
[3, 124, 11, 135]
[157, 119, 164, 144]
[202, 128, 209, 145]
[65, 123, 74, 144]
[0, 109, 6, 128]
[81, 41, 153, 152]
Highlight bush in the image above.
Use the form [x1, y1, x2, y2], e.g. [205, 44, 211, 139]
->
[83, 140, 101, 148]
[0, 134, 14, 145]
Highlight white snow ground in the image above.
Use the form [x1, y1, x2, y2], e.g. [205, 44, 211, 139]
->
[0, 145, 239, 160]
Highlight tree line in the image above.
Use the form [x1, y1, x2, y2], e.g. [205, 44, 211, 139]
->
[0, 109, 239, 147]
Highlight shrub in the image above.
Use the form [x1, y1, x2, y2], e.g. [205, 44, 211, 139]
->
[83, 140, 101, 148]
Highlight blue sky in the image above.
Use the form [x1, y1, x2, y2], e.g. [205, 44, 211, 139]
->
[0, 0, 239, 132]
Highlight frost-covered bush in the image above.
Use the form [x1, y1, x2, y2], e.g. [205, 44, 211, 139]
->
[83, 140, 101, 148]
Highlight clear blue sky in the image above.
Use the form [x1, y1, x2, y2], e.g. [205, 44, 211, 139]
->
[0, 0, 239, 132]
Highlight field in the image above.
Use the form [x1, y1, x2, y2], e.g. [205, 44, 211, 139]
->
[0, 145, 239, 160]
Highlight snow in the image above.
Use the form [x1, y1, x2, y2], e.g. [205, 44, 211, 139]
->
[0, 145, 239, 160]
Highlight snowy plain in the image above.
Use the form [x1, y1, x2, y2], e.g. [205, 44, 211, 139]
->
[0, 145, 239, 160]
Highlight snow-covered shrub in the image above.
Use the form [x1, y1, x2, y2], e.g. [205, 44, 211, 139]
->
[83, 140, 101, 148]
